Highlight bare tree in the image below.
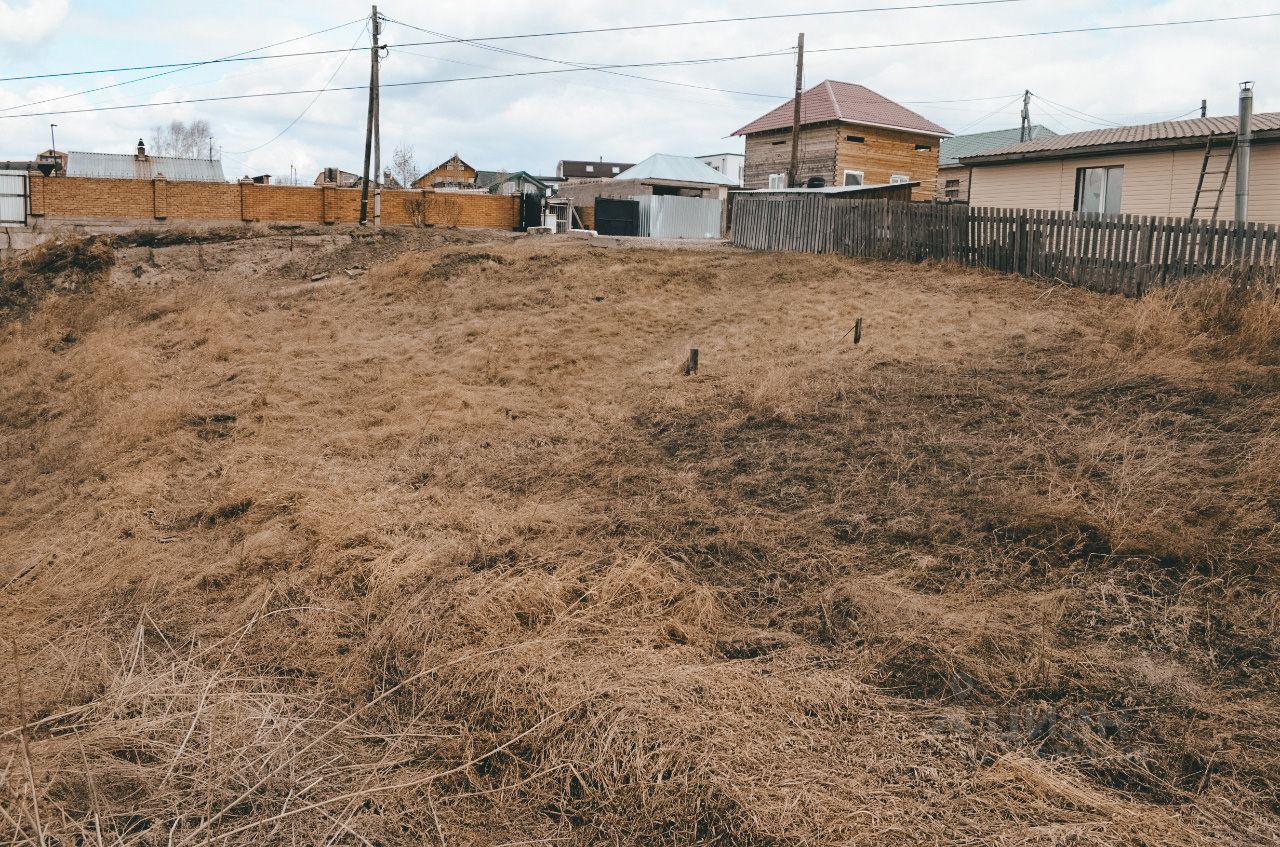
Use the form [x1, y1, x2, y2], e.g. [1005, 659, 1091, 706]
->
[149, 120, 215, 158]
[391, 145, 418, 189]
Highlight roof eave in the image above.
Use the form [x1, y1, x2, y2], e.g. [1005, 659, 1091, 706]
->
[964, 128, 1280, 166]
[736, 117, 950, 138]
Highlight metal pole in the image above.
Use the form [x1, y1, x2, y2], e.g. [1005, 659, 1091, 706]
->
[359, 5, 379, 225]
[787, 33, 804, 188]
[1235, 81, 1253, 223]
[49, 124, 57, 151]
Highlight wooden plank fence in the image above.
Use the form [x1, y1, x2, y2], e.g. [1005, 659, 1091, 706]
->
[729, 194, 1280, 294]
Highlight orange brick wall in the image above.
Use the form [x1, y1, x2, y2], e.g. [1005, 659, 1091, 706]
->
[27, 175, 519, 230]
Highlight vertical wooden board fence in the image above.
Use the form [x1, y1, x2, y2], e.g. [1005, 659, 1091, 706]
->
[728, 194, 1280, 293]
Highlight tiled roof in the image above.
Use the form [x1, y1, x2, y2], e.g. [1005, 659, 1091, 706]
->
[964, 112, 1280, 162]
[66, 151, 225, 182]
[939, 125, 1055, 166]
[732, 80, 950, 137]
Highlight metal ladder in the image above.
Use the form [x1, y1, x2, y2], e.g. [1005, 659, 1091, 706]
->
[1190, 134, 1237, 221]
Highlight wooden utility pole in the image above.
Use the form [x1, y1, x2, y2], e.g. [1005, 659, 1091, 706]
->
[373, 62, 382, 228]
[1200, 99, 1208, 118]
[788, 33, 804, 188]
[359, 5, 380, 225]
[1019, 90, 1031, 142]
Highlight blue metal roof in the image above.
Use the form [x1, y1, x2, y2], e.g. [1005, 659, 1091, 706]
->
[65, 151, 226, 182]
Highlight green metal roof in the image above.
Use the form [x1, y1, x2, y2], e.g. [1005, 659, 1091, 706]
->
[939, 125, 1055, 166]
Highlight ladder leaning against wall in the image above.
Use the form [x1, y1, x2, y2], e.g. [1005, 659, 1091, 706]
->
[1189, 134, 1237, 222]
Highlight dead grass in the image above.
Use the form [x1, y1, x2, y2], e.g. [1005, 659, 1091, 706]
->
[1, 236, 1278, 845]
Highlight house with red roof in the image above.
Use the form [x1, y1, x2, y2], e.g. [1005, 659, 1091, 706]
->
[732, 80, 950, 201]
[732, 81, 952, 202]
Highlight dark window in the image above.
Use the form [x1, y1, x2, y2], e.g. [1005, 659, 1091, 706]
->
[846, 135, 865, 143]
[915, 144, 932, 151]
[945, 189, 960, 198]
[945, 178, 960, 188]
[1074, 165, 1124, 214]
[771, 140, 787, 146]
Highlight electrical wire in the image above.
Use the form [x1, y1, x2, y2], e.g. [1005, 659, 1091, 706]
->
[4, 10, 1275, 121]
[224, 22, 369, 155]
[805, 11, 1280, 56]
[949, 93, 1026, 134]
[0, 17, 367, 111]
[0, 50, 802, 120]
[0, 0, 1037, 82]
[383, 15, 791, 100]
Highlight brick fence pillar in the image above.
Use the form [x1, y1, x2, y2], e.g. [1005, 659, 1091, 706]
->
[239, 178, 254, 222]
[321, 185, 336, 224]
[28, 174, 45, 217]
[152, 176, 169, 220]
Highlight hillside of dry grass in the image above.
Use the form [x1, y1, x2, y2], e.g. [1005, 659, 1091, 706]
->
[2, 229, 1278, 846]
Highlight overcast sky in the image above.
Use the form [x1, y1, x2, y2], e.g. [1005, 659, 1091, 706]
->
[1, 0, 1277, 181]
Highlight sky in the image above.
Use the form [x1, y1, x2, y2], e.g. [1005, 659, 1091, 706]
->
[1, 0, 1278, 182]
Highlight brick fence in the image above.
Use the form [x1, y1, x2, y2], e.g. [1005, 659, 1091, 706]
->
[26, 175, 520, 230]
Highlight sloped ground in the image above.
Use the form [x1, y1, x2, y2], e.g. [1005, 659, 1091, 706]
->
[1, 230, 1278, 846]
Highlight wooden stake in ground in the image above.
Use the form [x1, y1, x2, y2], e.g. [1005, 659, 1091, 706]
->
[682, 348, 699, 376]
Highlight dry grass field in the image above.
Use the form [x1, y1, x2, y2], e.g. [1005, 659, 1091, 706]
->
[2, 227, 1279, 846]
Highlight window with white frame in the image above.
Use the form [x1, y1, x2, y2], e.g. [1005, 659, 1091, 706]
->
[890, 174, 910, 185]
[843, 170, 864, 187]
[1074, 165, 1123, 214]
[585, 164, 595, 173]
[612, 166, 620, 173]
[768, 173, 786, 189]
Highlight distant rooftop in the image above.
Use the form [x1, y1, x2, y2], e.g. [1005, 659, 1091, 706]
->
[65, 151, 225, 182]
[939, 125, 1055, 167]
[733, 80, 950, 138]
[615, 154, 739, 186]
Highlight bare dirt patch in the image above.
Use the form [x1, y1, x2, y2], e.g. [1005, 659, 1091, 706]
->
[1, 234, 1278, 846]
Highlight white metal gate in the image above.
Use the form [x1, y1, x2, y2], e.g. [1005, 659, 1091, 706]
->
[633, 195, 723, 239]
[0, 170, 28, 225]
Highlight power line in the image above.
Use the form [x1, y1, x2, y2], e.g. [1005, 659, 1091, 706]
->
[950, 93, 1026, 134]
[383, 15, 790, 100]
[806, 11, 1280, 56]
[0, 51, 797, 121]
[381, 0, 1038, 44]
[0, 0, 1036, 83]
[4, 10, 1276, 121]
[225, 22, 370, 155]
[0, 17, 367, 109]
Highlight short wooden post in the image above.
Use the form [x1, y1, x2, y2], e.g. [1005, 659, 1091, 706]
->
[853, 317, 863, 344]
[683, 348, 699, 376]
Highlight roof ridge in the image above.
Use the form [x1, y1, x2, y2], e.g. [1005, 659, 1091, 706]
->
[824, 80, 840, 121]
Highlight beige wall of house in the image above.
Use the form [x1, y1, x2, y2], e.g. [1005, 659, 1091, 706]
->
[967, 142, 1280, 224]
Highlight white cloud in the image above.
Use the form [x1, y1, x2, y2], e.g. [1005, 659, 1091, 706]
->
[0, 0, 69, 44]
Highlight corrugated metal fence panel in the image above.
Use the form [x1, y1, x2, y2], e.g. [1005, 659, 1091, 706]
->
[0, 171, 27, 224]
[635, 195, 723, 239]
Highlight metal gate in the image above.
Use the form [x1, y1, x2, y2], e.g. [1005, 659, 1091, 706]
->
[594, 197, 640, 236]
[518, 193, 542, 231]
[0, 170, 27, 226]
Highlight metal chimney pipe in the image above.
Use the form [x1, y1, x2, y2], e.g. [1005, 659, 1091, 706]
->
[1235, 81, 1253, 223]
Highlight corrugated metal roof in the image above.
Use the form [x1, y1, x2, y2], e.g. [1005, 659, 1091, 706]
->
[615, 154, 739, 186]
[939, 125, 1055, 166]
[732, 80, 950, 138]
[65, 152, 225, 182]
[963, 112, 1280, 162]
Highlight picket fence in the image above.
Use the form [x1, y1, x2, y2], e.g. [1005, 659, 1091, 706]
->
[730, 194, 1280, 294]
